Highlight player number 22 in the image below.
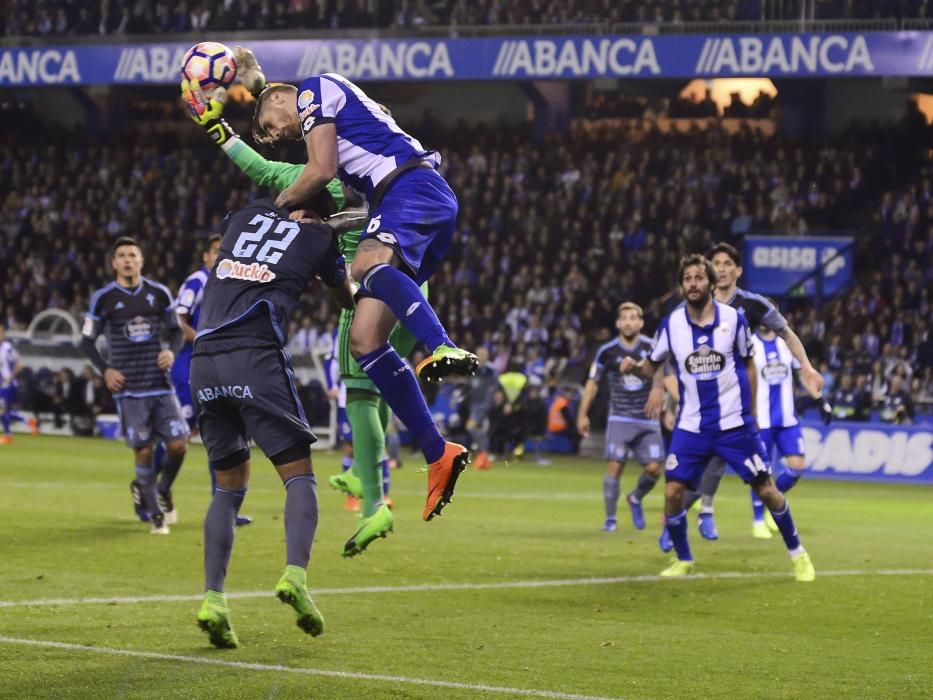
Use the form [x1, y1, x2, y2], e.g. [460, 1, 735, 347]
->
[233, 214, 300, 264]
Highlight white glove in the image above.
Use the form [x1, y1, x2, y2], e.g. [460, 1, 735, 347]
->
[234, 45, 266, 96]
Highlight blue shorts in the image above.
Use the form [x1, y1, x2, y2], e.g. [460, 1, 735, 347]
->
[0, 385, 15, 410]
[337, 406, 353, 443]
[364, 167, 458, 285]
[170, 345, 195, 426]
[666, 426, 771, 491]
[760, 425, 804, 459]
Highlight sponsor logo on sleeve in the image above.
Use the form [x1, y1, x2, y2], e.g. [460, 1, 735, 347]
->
[297, 89, 315, 109]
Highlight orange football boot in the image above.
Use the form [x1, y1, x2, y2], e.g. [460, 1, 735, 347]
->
[422, 442, 470, 521]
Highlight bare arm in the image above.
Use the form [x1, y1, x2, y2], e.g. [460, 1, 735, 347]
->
[576, 379, 599, 437]
[644, 364, 665, 420]
[177, 313, 197, 344]
[776, 325, 824, 396]
[329, 277, 356, 311]
[274, 124, 338, 210]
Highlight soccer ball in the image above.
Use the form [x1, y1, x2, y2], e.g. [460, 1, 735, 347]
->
[180, 42, 237, 91]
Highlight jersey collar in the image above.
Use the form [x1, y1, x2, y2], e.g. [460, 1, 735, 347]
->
[684, 300, 720, 332]
[114, 279, 144, 296]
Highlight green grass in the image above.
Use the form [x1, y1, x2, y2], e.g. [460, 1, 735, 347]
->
[0, 436, 931, 699]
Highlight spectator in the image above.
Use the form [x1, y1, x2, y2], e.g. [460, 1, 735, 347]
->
[830, 372, 871, 422]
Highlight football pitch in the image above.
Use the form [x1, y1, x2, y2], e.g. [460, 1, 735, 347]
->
[0, 436, 930, 699]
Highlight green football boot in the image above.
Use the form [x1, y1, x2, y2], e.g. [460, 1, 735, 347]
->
[792, 551, 816, 582]
[415, 345, 479, 382]
[329, 468, 363, 498]
[765, 509, 779, 533]
[196, 590, 239, 649]
[275, 565, 325, 636]
[660, 559, 695, 577]
[343, 503, 394, 558]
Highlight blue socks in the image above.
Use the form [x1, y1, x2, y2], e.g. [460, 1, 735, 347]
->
[341, 455, 353, 472]
[357, 344, 445, 464]
[204, 487, 247, 591]
[381, 458, 390, 495]
[153, 441, 166, 477]
[360, 264, 451, 351]
[769, 500, 802, 551]
[665, 510, 693, 562]
[776, 469, 803, 493]
[751, 491, 766, 522]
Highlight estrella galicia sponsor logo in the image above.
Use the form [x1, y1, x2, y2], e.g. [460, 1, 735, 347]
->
[297, 41, 454, 80]
[0, 49, 80, 85]
[761, 359, 790, 384]
[113, 47, 188, 82]
[215, 259, 277, 283]
[492, 38, 660, 77]
[197, 385, 254, 402]
[124, 316, 153, 343]
[685, 344, 725, 379]
[693, 34, 874, 76]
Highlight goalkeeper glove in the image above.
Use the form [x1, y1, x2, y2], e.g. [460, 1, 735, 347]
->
[180, 78, 236, 146]
[233, 45, 266, 96]
[818, 398, 833, 425]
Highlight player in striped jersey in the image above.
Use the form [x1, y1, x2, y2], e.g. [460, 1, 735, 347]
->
[685, 243, 826, 541]
[0, 325, 36, 444]
[621, 254, 815, 581]
[181, 74, 403, 555]
[750, 327, 832, 538]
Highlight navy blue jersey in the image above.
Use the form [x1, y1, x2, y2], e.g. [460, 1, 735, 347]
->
[588, 335, 655, 420]
[83, 278, 178, 397]
[195, 199, 346, 351]
[726, 287, 788, 333]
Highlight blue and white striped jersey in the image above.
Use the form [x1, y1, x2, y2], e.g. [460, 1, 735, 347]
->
[175, 266, 209, 332]
[0, 340, 18, 388]
[650, 301, 755, 434]
[323, 327, 345, 409]
[296, 73, 439, 201]
[752, 332, 800, 429]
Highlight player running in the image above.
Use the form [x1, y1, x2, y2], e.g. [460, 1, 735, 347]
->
[172, 233, 253, 527]
[181, 72, 405, 555]
[620, 254, 815, 581]
[577, 302, 664, 532]
[686, 243, 825, 540]
[192, 198, 359, 649]
[749, 325, 832, 538]
[246, 60, 476, 522]
[80, 237, 188, 534]
[0, 326, 36, 444]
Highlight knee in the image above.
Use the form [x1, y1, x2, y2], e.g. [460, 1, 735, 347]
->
[646, 461, 662, 477]
[349, 322, 383, 358]
[167, 441, 187, 459]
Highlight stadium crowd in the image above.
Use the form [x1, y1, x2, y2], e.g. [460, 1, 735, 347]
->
[0, 98, 930, 430]
[2, 0, 930, 37]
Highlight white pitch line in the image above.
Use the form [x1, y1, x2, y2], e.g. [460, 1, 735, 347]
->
[0, 635, 617, 700]
[1, 569, 931, 610]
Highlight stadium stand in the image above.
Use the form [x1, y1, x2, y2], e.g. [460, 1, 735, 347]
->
[1, 95, 930, 426]
[2, 0, 932, 37]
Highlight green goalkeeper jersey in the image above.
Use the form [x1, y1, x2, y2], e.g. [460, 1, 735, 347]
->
[221, 137, 362, 261]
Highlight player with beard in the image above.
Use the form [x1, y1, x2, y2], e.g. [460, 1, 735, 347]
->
[620, 254, 815, 581]
[680, 243, 825, 542]
[577, 302, 664, 532]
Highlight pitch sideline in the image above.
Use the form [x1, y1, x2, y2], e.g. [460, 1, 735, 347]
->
[0, 634, 617, 700]
[0, 568, 931, 609]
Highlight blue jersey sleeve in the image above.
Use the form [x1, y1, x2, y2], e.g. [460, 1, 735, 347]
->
[649, 317, 672, 364]
[734, 312, 754, 359]
[587, 347, 607, 382]
[176, 274, 204, 316]
[83, 287, 108, 339]
[297, 75, 345, 136]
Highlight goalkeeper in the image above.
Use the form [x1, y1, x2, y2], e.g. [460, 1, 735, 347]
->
[182, 57, 415, 558]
